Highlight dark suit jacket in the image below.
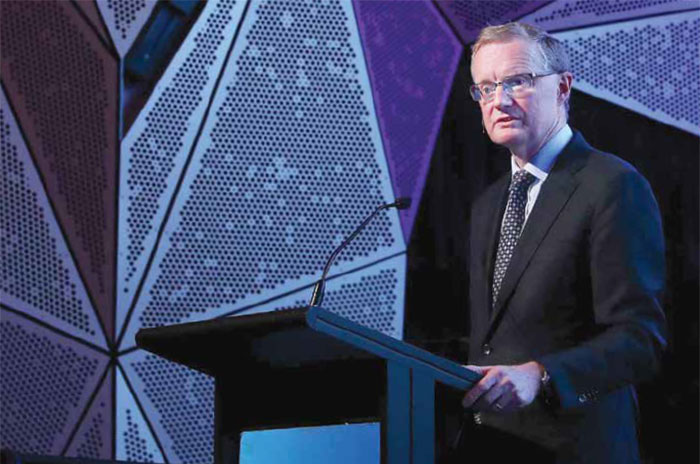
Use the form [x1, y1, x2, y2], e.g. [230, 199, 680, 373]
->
[467, 131, 666, 463]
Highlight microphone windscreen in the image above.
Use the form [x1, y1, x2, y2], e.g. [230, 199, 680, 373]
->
[394, 197, 412, 210]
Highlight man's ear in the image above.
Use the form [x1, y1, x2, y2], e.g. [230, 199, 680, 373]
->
[558, 72, 573, 104]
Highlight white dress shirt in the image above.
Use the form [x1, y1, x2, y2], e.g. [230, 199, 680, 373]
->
[506, 124, 574, 226]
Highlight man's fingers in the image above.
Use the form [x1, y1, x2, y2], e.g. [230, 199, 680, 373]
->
[473, 376, 513, 411]
[462, 383, 487, 408]
[473, 382, 503, 409]
[489, 392, 512, 412]
[464, 364, 490, 375]
[494, 393, 519, 413]
[462, 381, 488, 407]
[463, 363, 542, 412]
[462, 367, 498, 407]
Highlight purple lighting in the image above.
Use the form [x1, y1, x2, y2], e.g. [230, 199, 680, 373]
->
[354, 0, 462, 241]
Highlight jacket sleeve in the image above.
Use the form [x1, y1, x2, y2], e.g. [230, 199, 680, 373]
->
[536, 167, 667, 410]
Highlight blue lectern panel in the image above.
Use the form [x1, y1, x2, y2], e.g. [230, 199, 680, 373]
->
[240, 423, 380, 464]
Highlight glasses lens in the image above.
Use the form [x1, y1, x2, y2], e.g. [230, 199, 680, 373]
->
[469, 85, 482, 101]
[481, 83, 496, 98]
[472, 83, 496, 102]
[503, 74, 533, 94]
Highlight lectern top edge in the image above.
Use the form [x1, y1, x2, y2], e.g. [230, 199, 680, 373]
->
[136, 306, 480, 391]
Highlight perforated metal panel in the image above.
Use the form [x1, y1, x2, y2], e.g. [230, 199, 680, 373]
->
[554, 11, 700, 135]
[119, 0, 404, 349]
[118, 0, 247, 342]
[0, 309, 109, 455]
[65, 370, 113, 460]
[353, 0, 461, 241]
[1, 90, 106, 348]
[0, 0, 118, 340]
[115, 368, 164, 463]
[239, 254, 406, 339]
[73, 0, 112, 46]
[435, 0, 548, 44]
[96, 0, 157, 56]
[521, 0, 695, 31]
[121, 351, 215, 464]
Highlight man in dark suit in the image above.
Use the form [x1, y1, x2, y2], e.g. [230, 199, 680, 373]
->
[459, 23, 666, 463]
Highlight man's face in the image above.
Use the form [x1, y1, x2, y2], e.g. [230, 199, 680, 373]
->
[471, 39, 565, 158]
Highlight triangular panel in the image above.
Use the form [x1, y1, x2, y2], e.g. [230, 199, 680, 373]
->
[65, 368, 114, 460]
[521, 0, 697, 31]
[0, 0, 119, 342]
[121, 350, 215, 464]
[554, 11, 699, 135]
[95, 0, 157, 57]
[435, 0, 550, 44]
[73, 0, 112, 47]
[115, 367, 165, 463]
[237, 254, 407, 339]
[1, 89, 107, 348]
[353, 0, 462, 241]
[119, 0, 405, 349]
[117, 0, 248, 339]
[0, 309, 109, 456]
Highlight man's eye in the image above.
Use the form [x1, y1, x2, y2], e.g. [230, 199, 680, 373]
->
[506, 76, 527, 87]
[480, 84, 495, 94]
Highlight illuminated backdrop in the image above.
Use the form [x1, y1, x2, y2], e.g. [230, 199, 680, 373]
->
[1, 0, 697, 462]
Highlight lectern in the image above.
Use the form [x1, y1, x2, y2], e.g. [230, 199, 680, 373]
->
[136, 307, 480, 464]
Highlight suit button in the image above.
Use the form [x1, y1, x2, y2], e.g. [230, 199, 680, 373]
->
[482, 343, 492, 355]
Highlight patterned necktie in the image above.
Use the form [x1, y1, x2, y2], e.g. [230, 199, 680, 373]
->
[492, 169, 537, 308]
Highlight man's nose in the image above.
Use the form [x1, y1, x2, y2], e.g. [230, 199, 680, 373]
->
[492, 85, 513, 107]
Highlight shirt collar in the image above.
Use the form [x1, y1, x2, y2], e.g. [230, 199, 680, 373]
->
[511, 124, 573, 181]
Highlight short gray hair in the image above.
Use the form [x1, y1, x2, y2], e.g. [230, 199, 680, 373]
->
[471, 22, 570, 75]
[471, 22, 571, 113]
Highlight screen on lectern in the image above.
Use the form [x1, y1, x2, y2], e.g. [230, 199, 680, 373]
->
[240, 422, 380, 463]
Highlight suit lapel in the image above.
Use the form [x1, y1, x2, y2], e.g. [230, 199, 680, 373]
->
[482, 176, 510, 290]
[467, 175, 509, 344]
[486, 133, 591, 333]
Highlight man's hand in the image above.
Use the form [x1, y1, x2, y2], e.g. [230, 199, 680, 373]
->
[462, 361, 544, 413]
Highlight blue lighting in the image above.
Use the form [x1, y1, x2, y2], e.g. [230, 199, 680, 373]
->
[240, 422, 380, 464]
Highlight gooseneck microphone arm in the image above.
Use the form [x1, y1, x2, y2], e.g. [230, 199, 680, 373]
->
[309, 197, 411, 307]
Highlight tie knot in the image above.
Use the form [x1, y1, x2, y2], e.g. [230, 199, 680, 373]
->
[509, 170, 537, 193]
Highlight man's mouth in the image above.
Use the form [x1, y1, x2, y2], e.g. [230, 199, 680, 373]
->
[495, 116, 517, 124]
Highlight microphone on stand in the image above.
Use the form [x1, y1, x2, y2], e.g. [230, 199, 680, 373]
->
[308, 197, 411, 307]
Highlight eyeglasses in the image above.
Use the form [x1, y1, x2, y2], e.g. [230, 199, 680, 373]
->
[469, 72, 558, 103]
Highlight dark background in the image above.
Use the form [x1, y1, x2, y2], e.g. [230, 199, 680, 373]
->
[404, 52, 699, 463]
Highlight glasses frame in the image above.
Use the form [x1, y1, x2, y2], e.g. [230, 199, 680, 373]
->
[469, 71, 559, 103]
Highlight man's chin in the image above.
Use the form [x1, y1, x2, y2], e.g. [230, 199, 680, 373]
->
[488, 129, 524, 148]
